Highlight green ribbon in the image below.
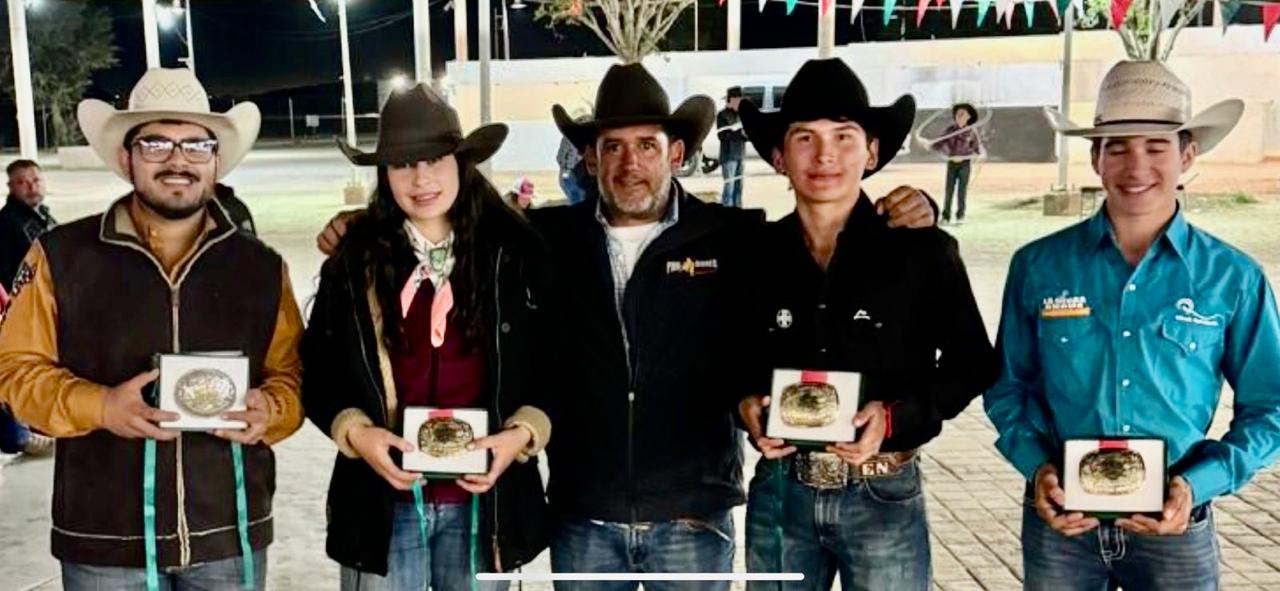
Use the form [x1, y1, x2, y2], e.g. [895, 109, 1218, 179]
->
[411, 481, 482, 591]
[774, 459, 786, 591]
[409, 478, 430, 578]
[144, 440, 254, 591]
[470, 495, 481, 591]
[143, 438, 159, 591]
[230, 442, 255, 589]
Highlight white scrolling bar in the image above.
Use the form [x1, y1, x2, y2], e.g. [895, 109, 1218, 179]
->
[477, 573, 804, 581]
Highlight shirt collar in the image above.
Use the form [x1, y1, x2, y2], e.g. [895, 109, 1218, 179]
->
[1083, 203, 1191, 262]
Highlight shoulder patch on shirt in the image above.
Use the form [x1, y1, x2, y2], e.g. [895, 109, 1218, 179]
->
[1174, 298, 1222, 327]
[665, 257, 718, 277]
[1041, 290, 1091, 318]
[10, 261, 34, 301]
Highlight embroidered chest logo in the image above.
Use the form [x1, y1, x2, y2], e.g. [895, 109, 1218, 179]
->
[1174, 298, 1222, 327]
[776, 309, 793, 329]
[665, 257, 718, 277]
[1041, 290, 1091, 318]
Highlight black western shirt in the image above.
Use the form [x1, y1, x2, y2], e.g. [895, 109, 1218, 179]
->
[747, 195, 998, 451]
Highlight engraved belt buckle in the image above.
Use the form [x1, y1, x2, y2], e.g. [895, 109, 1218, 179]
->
[1080, 448, 1146, 495]
[418, 417, 474, 457]
[796, 452, 849, 490]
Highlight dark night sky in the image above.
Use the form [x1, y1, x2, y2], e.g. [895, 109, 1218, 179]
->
[15, 0, 1254, 101]
[82, 0, 1102, 99]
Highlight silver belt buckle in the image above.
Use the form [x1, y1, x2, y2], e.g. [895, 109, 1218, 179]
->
[796, 452, 849, 490]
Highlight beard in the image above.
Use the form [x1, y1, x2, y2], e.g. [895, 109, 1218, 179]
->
[134, 170, 212, 220]
[598, 172, 673, 222]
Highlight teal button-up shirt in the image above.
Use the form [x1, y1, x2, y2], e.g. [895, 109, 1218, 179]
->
[984, 207, 1280, 504]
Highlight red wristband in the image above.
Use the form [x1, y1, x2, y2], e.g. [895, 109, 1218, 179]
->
[883, 401, 898, 440]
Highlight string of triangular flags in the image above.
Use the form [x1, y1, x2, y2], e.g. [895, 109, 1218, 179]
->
[750, 0, 1280, 40]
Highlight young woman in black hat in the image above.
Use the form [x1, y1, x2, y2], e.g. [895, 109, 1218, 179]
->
[302, 84, 554, 590]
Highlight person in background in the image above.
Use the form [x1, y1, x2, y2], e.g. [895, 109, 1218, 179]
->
[716, 86, 747, 208]
[928, 103, 983, 225]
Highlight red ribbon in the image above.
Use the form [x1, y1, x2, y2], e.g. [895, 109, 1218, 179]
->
[1098, 439, 1129, 450]
[428, 409, 455, 420]
[800, 370, 829, 383]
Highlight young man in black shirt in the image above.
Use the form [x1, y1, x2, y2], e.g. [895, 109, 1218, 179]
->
[736, 58, 998, 591]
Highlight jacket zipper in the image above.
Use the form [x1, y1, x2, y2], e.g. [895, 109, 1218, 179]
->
[103, 216, 238, 568]
[490, 246, 505, 572]
[345, 270, 390, 428]
[616, 271, 638, 526]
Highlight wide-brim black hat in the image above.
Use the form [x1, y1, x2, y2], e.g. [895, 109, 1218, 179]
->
[338, 84, 508, 166]
[739, 58, 916, 178]
[552, 63, 714, 155]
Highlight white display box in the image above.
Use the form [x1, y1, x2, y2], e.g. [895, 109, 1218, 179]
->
[1062, 438, 1166, 515]
[157, 354, 249, 431]
[765, 369, 860, 446]
[402, 407, 489, 477]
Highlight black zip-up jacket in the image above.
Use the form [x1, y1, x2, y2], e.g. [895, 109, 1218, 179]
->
[303, 203, 556, 576]
[530, 183, 763, 523]
[746, 195, 998, 450]
[0, 195, 55, 291]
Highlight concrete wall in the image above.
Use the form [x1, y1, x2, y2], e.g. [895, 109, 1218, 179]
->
[444, 25, 1280, 171]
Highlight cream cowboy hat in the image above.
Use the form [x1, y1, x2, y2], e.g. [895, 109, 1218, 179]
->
[1044, 61, 1242, 154]
[78, 68, 261, 182]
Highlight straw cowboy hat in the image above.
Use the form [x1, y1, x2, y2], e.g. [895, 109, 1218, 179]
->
[551, 63, 714, 156]
[78, 68, 261, 182]
[338, 83, 507, 166]
[1044, 60, 1243, 154]
[738, 58, 916, 178]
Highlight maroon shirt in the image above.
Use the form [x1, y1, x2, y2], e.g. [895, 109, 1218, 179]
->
[392, 280, 487, 504]
[934, 124, 982, 158]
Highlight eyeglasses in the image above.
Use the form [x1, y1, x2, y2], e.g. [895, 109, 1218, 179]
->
[131, 136, 219, 164]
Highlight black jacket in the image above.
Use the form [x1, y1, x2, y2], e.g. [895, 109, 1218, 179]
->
[302, 203, 556, 576]
[746, 196, 998, 450]
[530, 184, 762, 523]
[0, 196, 55, 291]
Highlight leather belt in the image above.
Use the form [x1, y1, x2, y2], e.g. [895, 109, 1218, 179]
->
[793, 450, 918, 490]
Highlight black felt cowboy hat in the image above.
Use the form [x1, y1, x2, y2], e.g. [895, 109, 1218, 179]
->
[552, 63, 714, 154]
[338, 83, 507, 166]
[739, 58, 916, 178]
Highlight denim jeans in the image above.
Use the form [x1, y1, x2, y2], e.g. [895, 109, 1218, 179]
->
[0, 404, 31, 454]
[341, 501, 506, 591]
[550, 510, 735, 591]
[745, 458, 930, 591]
[1021, 488, 1219, 591]
[62, 550, 267, 591]
[942, 160, 971, 222]
[560, 174, 589, 206]
[720, 158, 743, 208]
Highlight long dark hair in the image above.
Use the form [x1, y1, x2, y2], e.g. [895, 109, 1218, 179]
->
[337, 155, 506, 352]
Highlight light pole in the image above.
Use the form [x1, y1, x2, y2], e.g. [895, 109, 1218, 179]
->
[7, 0, 38, 159]
[159, 1, 196, 73]
[413, 0, 431, 82]
[142, 0, 161, 67]
[338, 0, 357, 147]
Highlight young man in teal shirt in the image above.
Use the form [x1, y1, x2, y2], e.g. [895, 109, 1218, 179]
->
[985, 61, 1280, 590]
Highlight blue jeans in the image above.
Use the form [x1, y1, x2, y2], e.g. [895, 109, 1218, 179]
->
[341, 501, 506, 591]
[745, 458, 930, 591]
[62, 550, 267, 590]
[1021, 489, 1219, 591]
[550, 510, 735, 591]
[0, 404, 31, 453]
[720, 158, 743, 208]
[942, 160, 971, 222]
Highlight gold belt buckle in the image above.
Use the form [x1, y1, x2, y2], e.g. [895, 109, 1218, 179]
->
[796, 452, 849, 490]
[853, 451, 916, 480]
